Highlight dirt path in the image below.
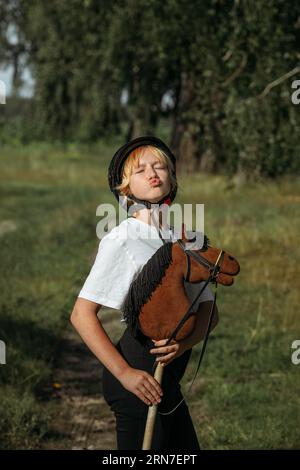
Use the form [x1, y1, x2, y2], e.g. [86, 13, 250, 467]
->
[39, 310, 120, 450]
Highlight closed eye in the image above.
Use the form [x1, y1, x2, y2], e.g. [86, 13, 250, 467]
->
[134, 164, 166, 174]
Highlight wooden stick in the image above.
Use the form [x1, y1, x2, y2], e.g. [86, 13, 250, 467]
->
[142, 362, 164, 450]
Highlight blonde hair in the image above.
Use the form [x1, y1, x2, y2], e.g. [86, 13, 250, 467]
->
[114, 145, 177, 203]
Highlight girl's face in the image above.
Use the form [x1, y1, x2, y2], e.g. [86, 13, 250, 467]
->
[129, 149, 171, 203]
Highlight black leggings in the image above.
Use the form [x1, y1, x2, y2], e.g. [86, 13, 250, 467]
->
[102, 327, 201, 450]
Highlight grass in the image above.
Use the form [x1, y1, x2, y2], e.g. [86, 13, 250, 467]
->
[0, 139, 299, 449]
[0, 139, 122, 449]
[178, 172, 300, 449]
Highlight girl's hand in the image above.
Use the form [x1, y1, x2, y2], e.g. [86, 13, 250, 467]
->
[149, 338, 187, 367]
[118, 367, 163, 407]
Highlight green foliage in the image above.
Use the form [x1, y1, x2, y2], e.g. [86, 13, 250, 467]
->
[0, 387, 49, 449]
[0, 0, 299, 176]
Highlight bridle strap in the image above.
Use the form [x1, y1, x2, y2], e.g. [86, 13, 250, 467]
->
[178, 237, 223, 273]
[184, 248, 215, 272]
[154, 237, 225, 416]
[165, 241, 224, 345]
[164, 276, 212, 344]
[147, 220, 225, 415]
[158, 287, 218, 416]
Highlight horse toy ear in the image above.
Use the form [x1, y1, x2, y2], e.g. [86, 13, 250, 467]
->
[180, 223, 197, 244]
[181, 223, 186, 241]
[180, 223, 189, 243]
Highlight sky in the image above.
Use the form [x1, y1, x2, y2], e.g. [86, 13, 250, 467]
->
[0, 64, 35, 98]
[0, 21, 35, 98]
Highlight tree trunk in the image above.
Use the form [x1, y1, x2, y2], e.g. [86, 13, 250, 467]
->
[170, 71, 199, 173]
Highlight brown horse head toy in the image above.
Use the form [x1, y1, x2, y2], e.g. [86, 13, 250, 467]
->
[121, 224, 240, 343]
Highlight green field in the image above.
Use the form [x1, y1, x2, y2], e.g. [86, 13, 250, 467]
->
[0, 141, 299, 449]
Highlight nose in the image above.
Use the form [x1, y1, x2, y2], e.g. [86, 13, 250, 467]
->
[146, 165, 158, 179]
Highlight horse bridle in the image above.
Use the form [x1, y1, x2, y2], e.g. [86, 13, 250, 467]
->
[162, 239, 225, 348]
[177, 238, 225, 281]
[152, 229, 225, 415]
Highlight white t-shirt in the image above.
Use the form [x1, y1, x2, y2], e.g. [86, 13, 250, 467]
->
[78, 217, 214, 321]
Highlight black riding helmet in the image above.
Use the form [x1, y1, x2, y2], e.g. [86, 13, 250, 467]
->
[108, 136, 177, 210]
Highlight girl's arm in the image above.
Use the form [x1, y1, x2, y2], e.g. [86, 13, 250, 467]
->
[70, 298, 163, 406]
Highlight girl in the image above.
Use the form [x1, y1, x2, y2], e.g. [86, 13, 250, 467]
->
[70, 136, 218, 450]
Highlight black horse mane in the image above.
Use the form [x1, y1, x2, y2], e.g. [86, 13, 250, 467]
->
[121, 234, 210, 341]
[121, 242, 174, 338]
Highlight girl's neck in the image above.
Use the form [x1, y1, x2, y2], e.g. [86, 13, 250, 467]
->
[132, 207, 163, 229]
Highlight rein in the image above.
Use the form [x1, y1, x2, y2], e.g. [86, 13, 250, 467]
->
[151, 225, 225, 415]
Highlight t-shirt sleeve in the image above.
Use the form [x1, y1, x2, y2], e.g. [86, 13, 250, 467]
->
[78, 235, 137, 310]
[183, 280, 214, 310]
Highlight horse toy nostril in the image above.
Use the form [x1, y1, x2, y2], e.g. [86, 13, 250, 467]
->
[228, 255, 235, 260]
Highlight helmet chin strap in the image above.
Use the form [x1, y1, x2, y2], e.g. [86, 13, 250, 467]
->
[127, 192, 173, 243]
[126, 192, 172, 210]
